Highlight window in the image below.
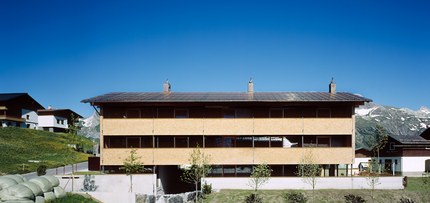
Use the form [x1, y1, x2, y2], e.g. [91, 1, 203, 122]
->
[270, 109, 283, 118]
[57, 119, 60, 124]
[303, 136, 317, 147]
[141, 136, 153, 148]
[254, 136, 270, 147]
[126, 137, 141, 148]
[270, 137, 283, 147]
[189, 136, 203, 147]
[60, 120, 64, 125]
[317, 108, 331, 118]
[175, 137, 189, 148]
[26, 115, 30, 119]
[223, 109, 235, 118]
[317, 136, 330, 147]
[284, 108, 301, 118]
[389, 142, 396, 150]
[106, 137, 126, 148]
[126, 109, 140, 118]
[174, 109, 189, 118]
[236, 136, 253, 147]
[157, 136, 174, 148]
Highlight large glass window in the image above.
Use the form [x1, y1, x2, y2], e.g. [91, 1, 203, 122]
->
[189, 136, 203, 147]
[126, 109, 140, 118]
[157, 136, 174, 148]
[126, 137, 140, 148]
[175, 109, 189, 118]
[254, 136, 270, 147]
[141, 136, 153, 148]
[236, 136, 253, 147]
[175, 137, 188, 148]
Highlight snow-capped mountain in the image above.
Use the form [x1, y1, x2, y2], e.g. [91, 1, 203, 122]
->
[355, 102, 430, 149]
[79, 111, 100, 138]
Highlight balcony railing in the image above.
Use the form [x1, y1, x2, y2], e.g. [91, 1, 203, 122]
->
[102, 118, 353, 136]
[101, 147, 354, 165]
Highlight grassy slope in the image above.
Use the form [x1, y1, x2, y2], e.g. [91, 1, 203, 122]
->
[0, 127, 94, 174]
[204, 178, 430, 203]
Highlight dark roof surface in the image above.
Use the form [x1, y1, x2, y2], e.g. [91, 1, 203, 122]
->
[390, 134, 430, 145]
[0, 93, 27, 101]
[37, 109, 83, 118]
[82, 92, 372, 104]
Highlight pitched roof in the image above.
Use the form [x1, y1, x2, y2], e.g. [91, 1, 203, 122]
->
[390, 134, 430, 145]
[37, 109, 83, 118]
[82, 92, 372, 104]
[0, 93, 44, 109]
[0, 93, 28, 101]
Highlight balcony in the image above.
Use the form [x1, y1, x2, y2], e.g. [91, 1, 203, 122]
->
[102, 118, 353, 136]
[101, 147, 353, 165]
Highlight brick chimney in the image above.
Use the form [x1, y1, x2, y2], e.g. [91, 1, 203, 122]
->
[163, 79, 171, 93]
[329, 77, 336, 94]
[248, 78, 254, 93]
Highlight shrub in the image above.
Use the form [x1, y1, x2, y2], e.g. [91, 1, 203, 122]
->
[284, 191, 308, 203]
[399, 197, 415, 203]
[344, 194, 366, 203]
[202, 181, 212, 195]
[245, 193, 263, 203]
[37, 165, 47, 176]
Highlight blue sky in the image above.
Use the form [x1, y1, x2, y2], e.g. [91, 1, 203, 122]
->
[1, 0, 429, 117]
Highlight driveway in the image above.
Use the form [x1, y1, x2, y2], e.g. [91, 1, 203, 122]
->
[22, 161, 88, 180]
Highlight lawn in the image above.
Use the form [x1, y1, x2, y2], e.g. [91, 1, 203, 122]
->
[51, 193, 100, 203]
[203, 177, 430, 203]
[0, 127, 95, 174]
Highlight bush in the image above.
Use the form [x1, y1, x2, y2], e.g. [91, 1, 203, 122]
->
[245, 193, 263, 203]
[284, 191, 307, 203]
[37, 165, 47, 176]
[344, 194, 366, 203]
[202, 181, 212, 195]
[399, 197, 415, 203]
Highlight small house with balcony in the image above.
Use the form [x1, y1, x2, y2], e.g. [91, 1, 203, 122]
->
[0, 93, 44, 129]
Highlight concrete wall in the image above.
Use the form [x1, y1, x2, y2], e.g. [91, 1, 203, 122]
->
[203, 177, 404, 191]
[39, 115, 68, 129]
[57, 174, 156, 194]
[355, 156, 429, 177]
[402, 156, 430, 176]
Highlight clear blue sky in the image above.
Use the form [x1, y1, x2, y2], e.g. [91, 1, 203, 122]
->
[1, 0, 429, 117]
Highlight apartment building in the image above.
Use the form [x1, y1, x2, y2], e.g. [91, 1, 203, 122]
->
[82, 80, 371, 179]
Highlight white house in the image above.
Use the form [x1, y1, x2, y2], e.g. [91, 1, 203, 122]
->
[37, 108, 82, 132]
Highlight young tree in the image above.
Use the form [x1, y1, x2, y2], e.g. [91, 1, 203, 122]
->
[181, 145, 211, 203]
[67, 113, 80, 135]
[248, 163, 272, 192]
[367, 159, 380, 203]
[120, 149, 144, 192]
[297, 150, 320, 202]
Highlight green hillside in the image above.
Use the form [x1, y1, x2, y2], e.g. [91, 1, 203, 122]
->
[0, 127, 95, 174]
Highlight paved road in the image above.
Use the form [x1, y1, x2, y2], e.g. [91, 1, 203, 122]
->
[22, 162, 88, 180]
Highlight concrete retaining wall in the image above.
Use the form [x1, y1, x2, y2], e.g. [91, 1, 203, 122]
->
[203, 176, 404, 191]
[57, 174, 157, 203]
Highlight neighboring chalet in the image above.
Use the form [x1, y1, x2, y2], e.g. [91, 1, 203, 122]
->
[82, 80, 371, 183]
[355, 128, 430, 176]
[0, 92, 82, 133]
[38, 107, 83, 132]
[0, 93, 44, 129]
